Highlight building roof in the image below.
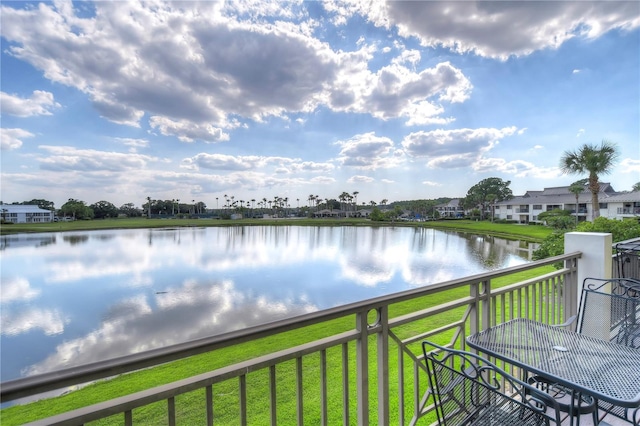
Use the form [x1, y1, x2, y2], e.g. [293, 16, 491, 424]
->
[435, 199, 462, 208]
[522, 182, 614, 198]
[495, 183, 639, 206]
[0, 204, 53, 213]
[495, 184, 640, 205]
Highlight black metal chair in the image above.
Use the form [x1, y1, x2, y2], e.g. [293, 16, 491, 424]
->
[422, 340, 563, 426]
[578, 278, 640, 349]
[577, 277, 640, 425]
[615, 241, 640, 280]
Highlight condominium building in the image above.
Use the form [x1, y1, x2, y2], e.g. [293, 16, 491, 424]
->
[0, 204, 55, 223]
[493, 183, 640, 224]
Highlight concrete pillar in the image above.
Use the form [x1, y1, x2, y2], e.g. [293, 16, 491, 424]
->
[565, 232, 612, 339]
[565, 232, 612, 293]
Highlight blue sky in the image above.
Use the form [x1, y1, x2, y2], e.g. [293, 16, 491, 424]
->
[1, 1, 639, 210]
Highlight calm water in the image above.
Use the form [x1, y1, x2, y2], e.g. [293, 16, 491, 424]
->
[0, 226, 534, 382]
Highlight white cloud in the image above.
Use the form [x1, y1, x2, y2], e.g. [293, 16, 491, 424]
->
[149, 117, 229, 143]
[38, 146, 161, 172]
[329, 59, 471, 125]
[0, 1, 472, 141]
[1, 308, 68, 336]
[422, 181, 441, 187]
[115, 138, 149, 148]
[620, 158, 640, 174]
[22, 279, 318, 376]
[337, 1, 640, 59]
[181, 153, 335, 175]
[0, 277, 40, 303]
[347, 175, 374, 183]
[309, 176, 336, 184]
[402, 127, 519, 168]
[472, 157, 560, 179]
[1, 90, 60, 117]
[336, 132, 405, 170]
[1, 128, 34, 150]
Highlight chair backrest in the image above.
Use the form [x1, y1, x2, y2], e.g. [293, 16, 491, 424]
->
[578, 278, 640, 348]
[615, 242, 640, 279]
[422, 340, 561, 426]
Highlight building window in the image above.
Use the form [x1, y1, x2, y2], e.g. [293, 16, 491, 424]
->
[533, 205, 542, 210]
[599, 203, 608, 209]
[506, 205, 512, 210]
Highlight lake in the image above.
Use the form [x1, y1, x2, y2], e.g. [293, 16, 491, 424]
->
[0, 226, 535, 383]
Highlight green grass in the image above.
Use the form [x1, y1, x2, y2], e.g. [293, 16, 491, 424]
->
[0, 217, 552, 242]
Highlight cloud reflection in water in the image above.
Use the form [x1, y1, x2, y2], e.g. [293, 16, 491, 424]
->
[1, 226, 531, 381]
[24, 279, 316, 376]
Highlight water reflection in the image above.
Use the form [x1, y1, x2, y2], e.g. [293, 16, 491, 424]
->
[0, 226, 533, 382]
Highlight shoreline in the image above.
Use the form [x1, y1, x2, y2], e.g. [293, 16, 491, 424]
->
[0, 217, 551, 242]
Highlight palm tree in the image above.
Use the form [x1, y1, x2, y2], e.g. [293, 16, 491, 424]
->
[353, 191, 359, 211]
[568, 179, 587, 226]
[560, 141, 619, 220]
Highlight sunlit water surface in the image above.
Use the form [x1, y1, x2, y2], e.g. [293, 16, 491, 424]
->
[0, 226, 535, 382]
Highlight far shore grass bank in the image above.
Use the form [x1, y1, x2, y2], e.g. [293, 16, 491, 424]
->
[0, 217, 552, 242]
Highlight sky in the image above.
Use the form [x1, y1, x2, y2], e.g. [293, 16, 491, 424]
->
[1, 1, 639, 210]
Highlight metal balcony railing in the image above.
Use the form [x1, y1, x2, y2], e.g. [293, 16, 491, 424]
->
[1, 252, 581, 426]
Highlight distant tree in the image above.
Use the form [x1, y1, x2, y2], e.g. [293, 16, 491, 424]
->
[60, 199, 93, 220]
[21, 199, 55, 211]
[633, 182, 640, 192]
[370, 207, 385, 221]
[146, 197, 152, 217]
[537, 209, 574, 230]
[560, 140, 619, 220]
[568, 179, 588, 226]
[90, 201, 118, 219]
[463, 177, 513, 220]
[119, 203, 141, 217]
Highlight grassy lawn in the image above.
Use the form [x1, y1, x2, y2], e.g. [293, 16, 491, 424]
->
[0, 219, 553, 424]
[0, 217, 552, 242]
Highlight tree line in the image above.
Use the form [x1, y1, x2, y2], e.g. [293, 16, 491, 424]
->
[3, 141, 636, 222]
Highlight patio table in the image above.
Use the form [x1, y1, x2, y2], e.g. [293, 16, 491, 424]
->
[466, 318, 640, 414]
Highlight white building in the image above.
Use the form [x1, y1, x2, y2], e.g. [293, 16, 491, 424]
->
[0, 204, 55, 223]
[493, 184, 640, 224]
[434, 199, 466, 218]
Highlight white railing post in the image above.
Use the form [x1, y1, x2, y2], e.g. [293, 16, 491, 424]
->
[377, 306, 389, 425]
[356, 310, 369, 425]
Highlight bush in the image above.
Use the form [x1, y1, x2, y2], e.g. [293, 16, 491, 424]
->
[533, 217, 640, 262]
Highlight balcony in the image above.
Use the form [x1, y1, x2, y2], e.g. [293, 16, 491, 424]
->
[618, 207, 640, 215]
[2, 233, 638, 425]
